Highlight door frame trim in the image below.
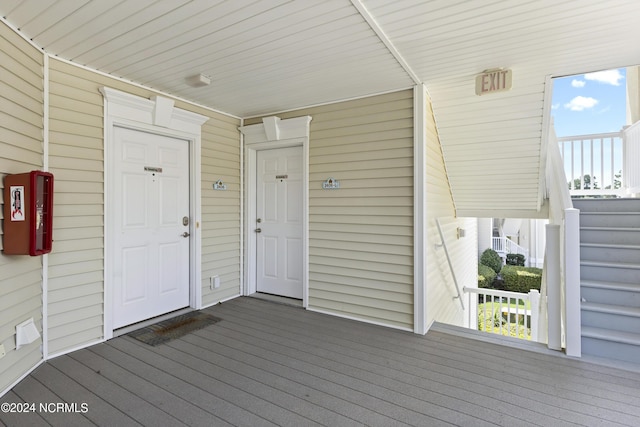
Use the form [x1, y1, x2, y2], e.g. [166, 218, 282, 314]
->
[101, 87, 209, 339]
[240, 116, 311, 307]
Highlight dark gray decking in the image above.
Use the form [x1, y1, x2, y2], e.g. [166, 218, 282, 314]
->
[2, 297, 640, 426]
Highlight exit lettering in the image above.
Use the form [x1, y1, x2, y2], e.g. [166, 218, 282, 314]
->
[475, 69, 512, 95]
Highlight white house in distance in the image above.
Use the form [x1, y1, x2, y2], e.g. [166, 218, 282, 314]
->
[1, 1, 640, 396]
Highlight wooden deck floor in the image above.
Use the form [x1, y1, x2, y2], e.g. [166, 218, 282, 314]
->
[2, 297, 640, 426]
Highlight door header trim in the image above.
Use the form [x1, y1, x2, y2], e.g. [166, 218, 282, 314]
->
[239, 115, 312, 144]
[100, 87, 209, 131]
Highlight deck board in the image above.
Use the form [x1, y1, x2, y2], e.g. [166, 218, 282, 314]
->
[2, 296, 640, 426]
[213, 300, 622, 426]
[159, 336, 373, 426]
[89, 342, 267, 427]
[30, 355, 142, 426]
[49, 355, 187, 427]
[68, 348, 230, 427]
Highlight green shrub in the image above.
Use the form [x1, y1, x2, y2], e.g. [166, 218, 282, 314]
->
[478, 264, 497, 288]
[500, 265, 542, 293]
[506, 253, 525, 266]
[480, 248, 502, 274]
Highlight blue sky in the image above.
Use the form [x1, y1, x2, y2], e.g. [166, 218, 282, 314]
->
[551, 68, 627, 137]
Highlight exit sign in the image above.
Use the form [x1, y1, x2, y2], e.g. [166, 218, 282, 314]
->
[475, 69, 512, 95]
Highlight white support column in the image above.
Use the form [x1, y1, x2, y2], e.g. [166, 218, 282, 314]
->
[413, 84, 427, 334]
[564, 208, 582, 357]
[477, 218, 493, 258]
[546, 224, 562, 351]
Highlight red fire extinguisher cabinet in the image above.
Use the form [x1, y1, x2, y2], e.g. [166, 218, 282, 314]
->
[3, 171, 54, 256]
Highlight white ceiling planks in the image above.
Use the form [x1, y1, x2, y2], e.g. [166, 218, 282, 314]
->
[144, 6, 371, 98]
[141, 2, 343, 86]
[1, 0, 412, 117]
[3, 0, 640, 215]
[75, 0, 213, 68]
[0, 0, 61, 31]
[56, 1, 188, 61]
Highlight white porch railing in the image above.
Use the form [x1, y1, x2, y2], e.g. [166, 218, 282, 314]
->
[464, 287, 540, 342]
[557, 131, 624, 197]
[491, 236, 529, 258]
[558, 122, 640, 197]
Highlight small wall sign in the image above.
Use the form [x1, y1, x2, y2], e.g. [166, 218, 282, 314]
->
[10, 185, 25, 221]
[213, 179, 227, 190]
[322, 177, 340, 189]
[144, 166, 163, 173]
[475, 68, 512, 95]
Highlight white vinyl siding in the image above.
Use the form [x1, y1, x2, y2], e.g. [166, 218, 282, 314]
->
[0, 21, 44, 392]
[424, 95, 477, 327]
[249, 90, 414, 330]
[47, 59, 241, 355]
[47, 60, 105, 355]
[200, 112, 242, 306]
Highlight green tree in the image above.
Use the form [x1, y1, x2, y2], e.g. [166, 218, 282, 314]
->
[605, 170, 622, 190]
[569, 174, 599, 190]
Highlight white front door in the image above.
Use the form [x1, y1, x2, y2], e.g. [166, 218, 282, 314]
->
[256, 146, 303, 299]
[112, 126, 191, 328]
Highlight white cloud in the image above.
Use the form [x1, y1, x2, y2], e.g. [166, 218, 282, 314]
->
[564, 96, 598, 111]
[571, 79, 585, 88]
[551, 103, 560, 110]
[584, 69, 624, 86]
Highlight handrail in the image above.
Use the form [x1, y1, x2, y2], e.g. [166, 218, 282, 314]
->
[435, 218, 464, 310]
[546, 126, 573, 219]
[492, 236, 528, 257]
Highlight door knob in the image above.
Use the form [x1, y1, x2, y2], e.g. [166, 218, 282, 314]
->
[255, 228, 262, 233]
[181, 232, 190, 237]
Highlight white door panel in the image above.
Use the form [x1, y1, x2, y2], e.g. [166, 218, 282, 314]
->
[113, 126, 190, 328]
[256, 146, 303, 299]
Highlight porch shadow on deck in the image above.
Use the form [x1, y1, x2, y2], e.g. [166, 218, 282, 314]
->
[2, 297, 639, 426]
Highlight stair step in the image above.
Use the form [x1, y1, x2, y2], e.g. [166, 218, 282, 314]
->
[579, 212, 640, 227]
[582, 302, 640, 334]
[582, 326, 640, 345]
[581, 280, 640, 307]
[581, 260, 640, 283]
[581, 326, 640, 364]
[581, 243, 640, 263]
[582, 301, 640, 317]
[581, 260, 640, 269]
[582, 279, 640, 292]
[580, 227, 640, 245]
[572, 198, 640, 213]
